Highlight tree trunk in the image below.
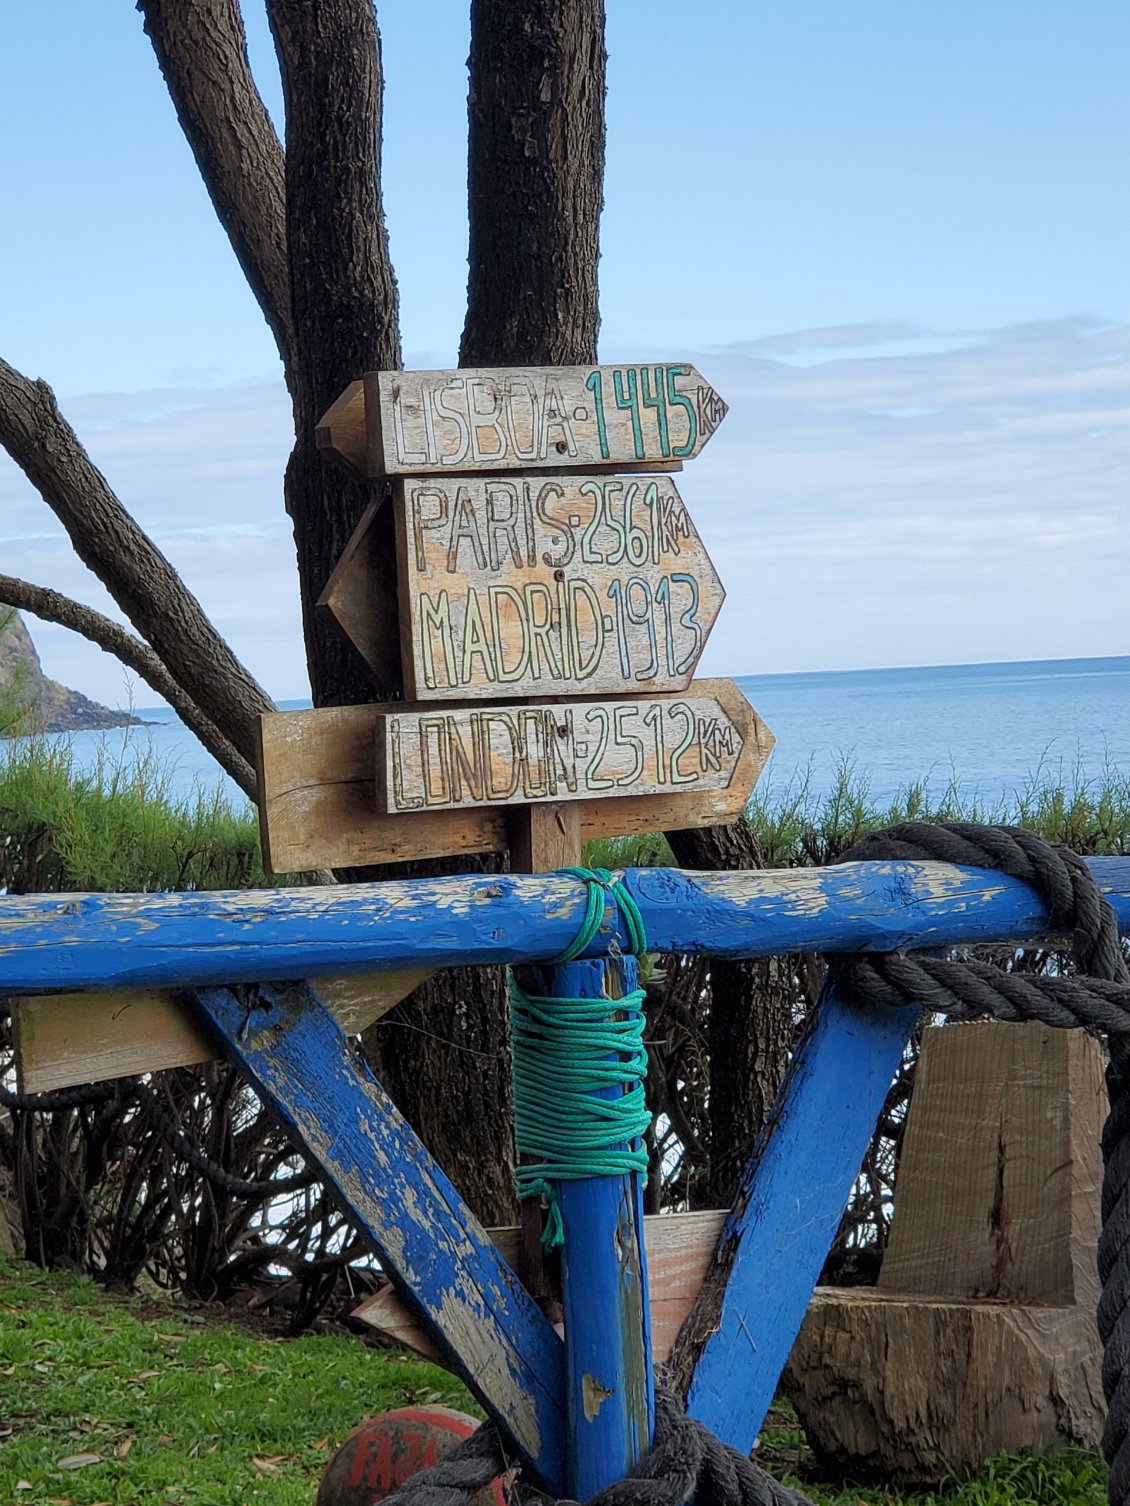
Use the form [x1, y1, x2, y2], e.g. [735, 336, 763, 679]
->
[266, 0, 402, 707]
[461, 0, 606, 367]
[665, 820, 798, 1206]
[137, 0, 295, 370]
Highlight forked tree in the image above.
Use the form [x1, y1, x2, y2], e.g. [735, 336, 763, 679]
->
[0, 0, 782, 1227]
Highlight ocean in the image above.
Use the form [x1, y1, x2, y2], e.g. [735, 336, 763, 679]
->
[9, 654, 1130, 817]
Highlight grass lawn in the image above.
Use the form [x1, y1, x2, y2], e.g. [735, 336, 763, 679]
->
[0, 1255, 1108, 1506]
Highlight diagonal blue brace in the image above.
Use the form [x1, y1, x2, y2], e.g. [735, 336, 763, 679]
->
[682, 980, 921, 1453]
[191, 979, 569, 1495]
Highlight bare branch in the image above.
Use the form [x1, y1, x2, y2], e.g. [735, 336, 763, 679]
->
[136, 0, 296, 371]
[0, 575, 257, 799]
[0, 356, 274, 767]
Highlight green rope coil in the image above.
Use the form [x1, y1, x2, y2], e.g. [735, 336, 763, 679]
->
[510, 867, 652, 1247]
[511, 978, 651, 1246]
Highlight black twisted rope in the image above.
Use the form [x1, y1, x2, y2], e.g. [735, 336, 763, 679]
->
[377, 1389, 810, 1506]
[0, 1079, 118, 1111]
[828, 822, 1130, 1506]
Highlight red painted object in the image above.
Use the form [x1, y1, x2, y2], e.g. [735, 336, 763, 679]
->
[316, 1406, 508, 1506]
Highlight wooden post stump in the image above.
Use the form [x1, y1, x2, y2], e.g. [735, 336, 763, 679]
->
[784, 1020, 1107, 1482]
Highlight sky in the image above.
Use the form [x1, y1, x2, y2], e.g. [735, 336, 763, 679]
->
[1, 2, 1128, 707]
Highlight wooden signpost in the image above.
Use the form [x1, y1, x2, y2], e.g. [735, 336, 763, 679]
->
[261, 359, 760, 1498]
[263, 363, 765, 873]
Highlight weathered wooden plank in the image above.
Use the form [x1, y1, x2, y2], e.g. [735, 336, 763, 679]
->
[316, 498, 402, 688]
[550, 956, 653, 1496]
[4, 859, 1130, 995]
[192, 980, 567, 1491]
[13, 970, 429, 1093]
[257, 682, 772, 871]
[351, 366, 725, 476]
[378, 688, 750, 815]
[257, 702, 508, 871]
[678, 984, 922, 1453]
[315, 378, 368, 475]
[392, 473, 724, 700]
[351, 1209, 727, 1366]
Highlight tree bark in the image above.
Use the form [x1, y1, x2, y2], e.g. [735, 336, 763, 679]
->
[0, 574, 255, 797]
[266, 0, 402, 706]
[137, 0, 295, 373]
[0, 359, 274, 768]
[461, 0, 606, 366]
[665, 819, 797, 1203]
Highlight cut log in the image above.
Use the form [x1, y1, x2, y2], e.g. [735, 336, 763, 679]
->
[785, 1021, 1107, 1481]
[785, 1290, 1102, 1483]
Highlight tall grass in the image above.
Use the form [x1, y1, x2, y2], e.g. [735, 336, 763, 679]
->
[0, 730, 270, 893]
[588, 756, 1130, 873]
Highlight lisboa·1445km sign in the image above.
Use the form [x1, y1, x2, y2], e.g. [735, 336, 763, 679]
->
[365, 363, 728, 474]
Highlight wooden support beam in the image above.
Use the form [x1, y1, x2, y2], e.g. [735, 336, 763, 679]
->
[351, 1209, 726, 1367]
[191, 980, 567, 1493]
[12, 970, 429, 1092]
[3, 859, 1129, 996]
[671, 983, 921, 1453]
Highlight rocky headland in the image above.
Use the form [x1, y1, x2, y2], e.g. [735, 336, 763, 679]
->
[0, 609, 142, 735]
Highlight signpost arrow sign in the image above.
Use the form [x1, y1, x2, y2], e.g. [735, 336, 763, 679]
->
[394, 472, 725, 700]
[345, 364, 728, 477]
[377, 685, 752, 817]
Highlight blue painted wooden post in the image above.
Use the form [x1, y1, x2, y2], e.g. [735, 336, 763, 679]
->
[533, 954, 654, 1498]
[189, 979, 568, 1494]
[682, 980, 921, 1453]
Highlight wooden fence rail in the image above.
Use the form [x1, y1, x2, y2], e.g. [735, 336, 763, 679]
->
[2, 857, 1129, 993]
[3, 858, 1127, 1496]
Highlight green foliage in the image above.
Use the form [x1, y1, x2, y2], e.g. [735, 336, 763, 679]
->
[585, 757, 1130, 874]
[0, 1257, 1108, 1506]
[756, 1407, 1106, 1506]
[0, 1254, 471, 1506]
[0, 607, 32, 739]
[0, 730, 270, 893]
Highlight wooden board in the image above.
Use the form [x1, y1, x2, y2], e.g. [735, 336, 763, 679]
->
[12, 969, 430, 1093]
[351, 366, 726, 476]
[258, 681, 771, 871]
[317, 498, 402, 687]
[194, 980, 568, 1491]
[877, 1022, 1105, 1312]
[353, 1209, 727, 1367]
[393, 473, 724, 700]
[784, 1020, 1108, 1483]
[378, 689, 750, 815]
[315, 379, 368, 476]
[786, 1294, 1102, 1483]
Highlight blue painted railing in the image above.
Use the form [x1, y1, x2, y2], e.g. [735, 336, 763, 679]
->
[4, 857, 1127, 1496]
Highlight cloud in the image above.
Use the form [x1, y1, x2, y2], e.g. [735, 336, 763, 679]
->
[3, 320, 1128, 703]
